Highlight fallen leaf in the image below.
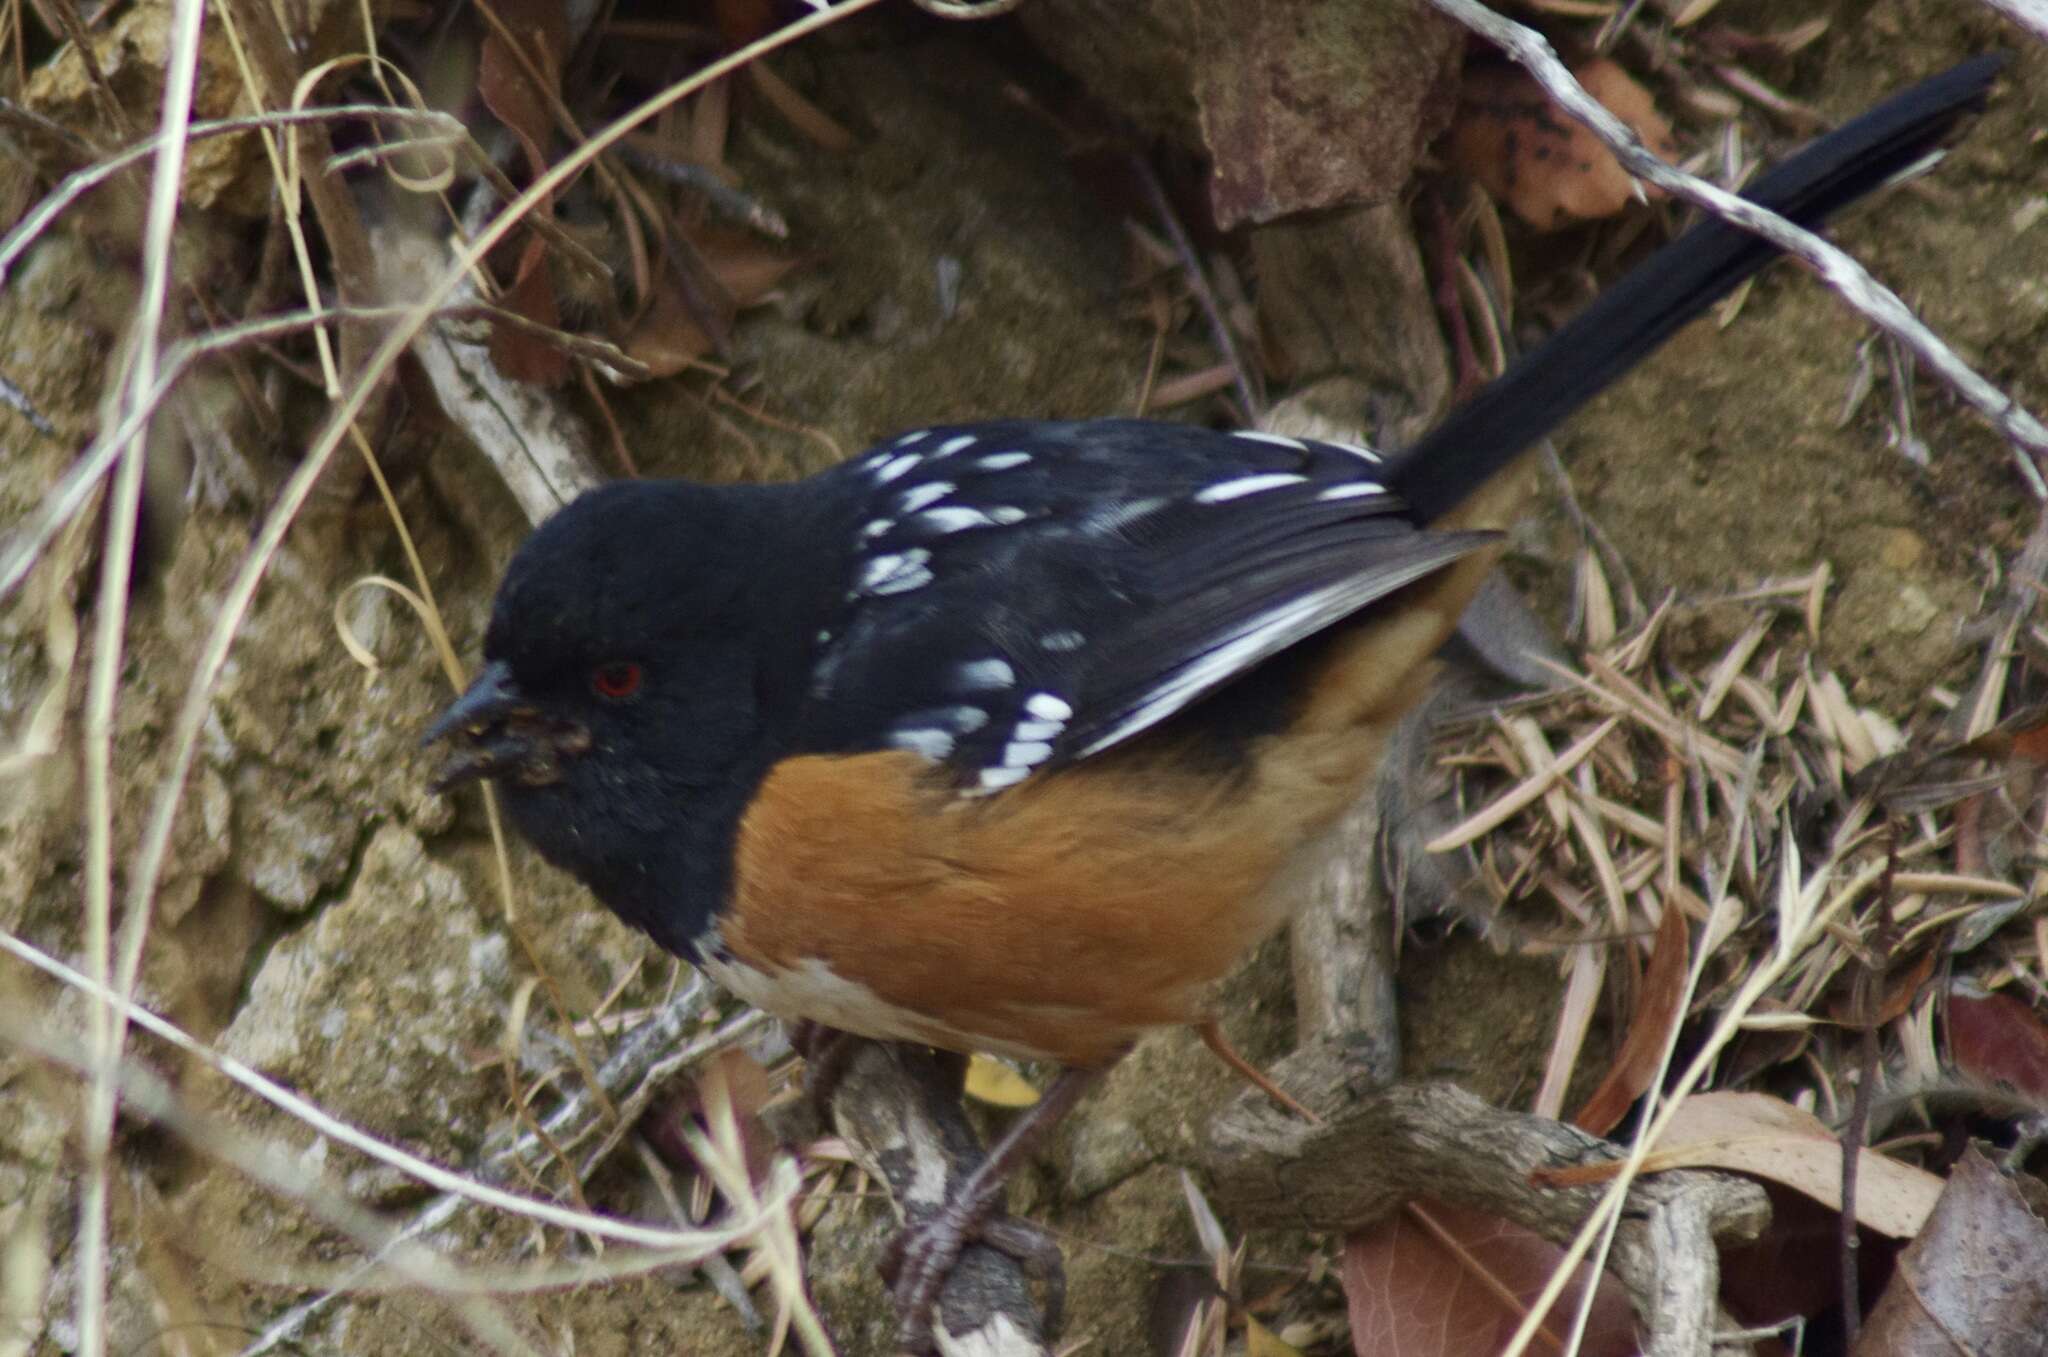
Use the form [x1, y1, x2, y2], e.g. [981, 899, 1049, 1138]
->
[621, 231, 800, 379]
[477, 0, 569, 179]
[1719, 1181, 1903, 1330]
[1341, 1201, 1635, 1357]
[1948, 988, 2048, 1101]
[490, 235, 572, 386]
[1544, 1091, 1942, 1238]
[1857, 1147, 2048, 1357]
[1245, 1315, 1305, 1357]
[964, 1054, 1040, 1108]
[1826, 947, 1936, 1029]
[1573, 900, 1690, 1134]
[1449, 59, 1681, 231]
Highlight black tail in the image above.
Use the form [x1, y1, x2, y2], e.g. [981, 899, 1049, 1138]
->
[1385, 55, 2001, 526]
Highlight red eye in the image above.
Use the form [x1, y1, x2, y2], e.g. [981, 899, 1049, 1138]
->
[591, 661, 644, 700]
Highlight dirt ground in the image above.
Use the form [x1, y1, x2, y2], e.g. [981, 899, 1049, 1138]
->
[1, 1, 2044, 1354]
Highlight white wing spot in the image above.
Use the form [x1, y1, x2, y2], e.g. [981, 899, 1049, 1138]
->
[1039, 630, 1085, 653]
[1327, 439, 1382, 463]
[1011, 719, 1063, 741]
[988, 506, 1029, 525]
[871, 566, 932, 595]
[917, 507, 993, 534]
[889, 728, 956, 760]
[957, 658, 1015, 689]
[974, 451, 1031, 471]
[1024, 692, 1073, 721]
[976, 765, 1031, 792]
[1197, 473, 1307, 504]
[898, 481, 954, 513]
[861, 518, 895, 538]
[936, 435, 978, 456]
[1232, 430, 1307, 451]
[862, 548, 933, 595]
[1002, 740, 1054, 768]
[874, 453, 922, 484]
[1317, 482, 1386, 502]
[892, 429, 929, 448]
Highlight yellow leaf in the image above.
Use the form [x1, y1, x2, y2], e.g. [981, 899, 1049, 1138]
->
[1245, 1316, 1306, 1357]
[964, 1055, 1040, 1108]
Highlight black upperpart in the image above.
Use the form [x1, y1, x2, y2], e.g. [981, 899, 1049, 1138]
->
[427, 57, 2002, 963]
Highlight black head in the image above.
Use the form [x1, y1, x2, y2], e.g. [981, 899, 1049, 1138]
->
[423, 479, 820, 950]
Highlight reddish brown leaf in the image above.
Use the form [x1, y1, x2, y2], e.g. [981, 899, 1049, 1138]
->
[1949, 988, 2048, 1101]
[2005, 721, 2048, 764]
[477, 0, 569, 179]
[489, 235, 572, 386]
[1827, 948, 1936, 1028]
[1449, 60, 1681, 232]
[712, 0, 773, 46]
[1720, 1184, 1859, 1326]
[623, 281, 717, 379]
[1341, 1201, 1635, 1357]
[622, 231, 800, 379]
[695, 226, 804, 306]
[1857, 1147, 2048, 1357]
[1573, 901, 1690, 1134]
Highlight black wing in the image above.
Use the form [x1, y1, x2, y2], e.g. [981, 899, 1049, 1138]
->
[794, 420, 1490, 794]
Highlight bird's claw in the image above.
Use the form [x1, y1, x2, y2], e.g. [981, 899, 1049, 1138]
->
[884, 1202, 1065, 1352]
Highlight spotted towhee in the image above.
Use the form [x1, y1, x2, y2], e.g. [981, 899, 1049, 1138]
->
[425, 56, 1999, 1347]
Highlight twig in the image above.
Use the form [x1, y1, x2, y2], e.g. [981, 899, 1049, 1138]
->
[1130, 153, 1263, 421]
[0, 105, 463, 296]
[1425, 0, 2048, 497]
[75, 1, 207, 1350]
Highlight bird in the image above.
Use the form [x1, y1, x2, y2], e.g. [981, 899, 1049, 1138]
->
[424, 57, 1999, 1349]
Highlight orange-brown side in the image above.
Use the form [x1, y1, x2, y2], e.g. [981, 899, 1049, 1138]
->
[724, 536, 1511, 1068]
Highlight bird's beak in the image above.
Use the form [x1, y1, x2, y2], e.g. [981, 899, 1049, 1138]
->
[423, 660, 584, 792]
[422, 659, 523, 749]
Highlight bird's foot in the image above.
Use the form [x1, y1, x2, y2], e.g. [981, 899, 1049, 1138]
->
[883, 1189, 1066, 1353]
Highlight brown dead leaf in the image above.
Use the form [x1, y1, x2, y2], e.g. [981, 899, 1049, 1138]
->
[696, 226, 805, 307]
[713, 0, 774, 46]
[490, 235, 572, 386]
[1856, 1147, 2048, 1357]
[1342, 1201, 1636, 1357]
[477, 0, 569, 179]
[1573, 901, 1690, 1134]
[622, 229, 800, 379]
[1949, 988, 2048, 1102]
[1826, 947, 1936, 1029]
[1543, 1091, 1942, 1238]
[1449, 59, 1681, 232]
[624, 282, 719, 379]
